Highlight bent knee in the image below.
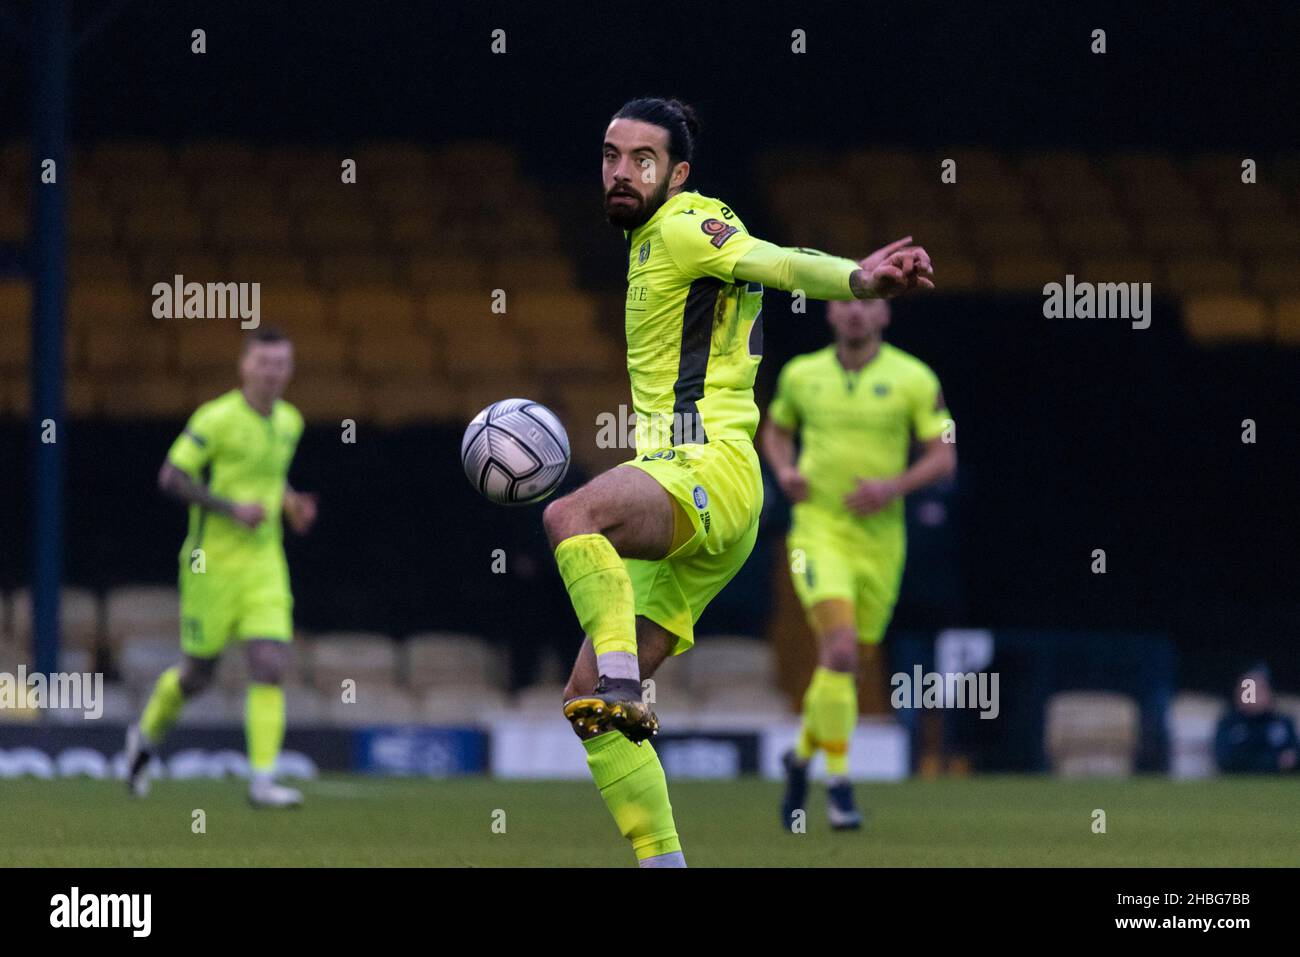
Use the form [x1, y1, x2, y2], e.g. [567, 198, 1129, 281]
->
[178, 659, 217, 697]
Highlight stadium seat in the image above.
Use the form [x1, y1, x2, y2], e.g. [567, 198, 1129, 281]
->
[441, 326, 526, 376]
[362, 378, 459, 424]
[90, 140, 174, 179]
[969, 215, 1049, 252]
[176, 688, 242, 726]
[1166, 692, 1226, 779]
[334, 285, 418, 330]
[296, 210, 380, 250]
[504, 290, 600, 332]
[988, 255, 1065, 291]
[1137, 215, 1217, 254]
[177, 140, 261, 177]
[290, 329, 350, 374]
[354, 330, 438, 376]
[1161, 256, 1245, 295]
[403, 632, 504, 692]
[1053, 216, 1132, 255]
[68, 246, 133, 283]
[386, 209, 438, 247]
[104, 586, 179, 650]
[407, 256, 487, 291]
[316, 252, 397, 287]
[118, 635, 181, 694]
[1271, 297, 1300, 344]
[175, 324, 248, 372]
[97, 376, 193, 419]
[1182, 294, 1268, 342]
[1225, 213, 1300, 253]
[68, 192, 118, 245]
[326, 686, 420, 726]
[229, 253, 313, 285]
[285, 374, 365, 421]
[306, 632, 400, 695]
[210, 207, 295, 248]
[1078, 257, 1158, 285]
[257, 281, 330, 329]
[511, 683, 569, 716]
[7, 586, 101, 652]
[1044, 690, 1140, 776]
[1249, 258, 1300, 295]
[77, 328, 171, 374]
[68, 281, 148, 328]
[423, 687, 509, 722]
[122, 205, 204, 247]
[488, 254, 578, 292]
[679, 636, 775, 695]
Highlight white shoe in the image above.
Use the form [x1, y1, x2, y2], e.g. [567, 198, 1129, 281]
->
[124, 724, 152, 799]
[248, 777, 303, 809]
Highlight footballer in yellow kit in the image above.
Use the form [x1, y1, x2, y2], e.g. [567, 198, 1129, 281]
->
[541, 96, 936, 867]
[762, 297, 956, 830]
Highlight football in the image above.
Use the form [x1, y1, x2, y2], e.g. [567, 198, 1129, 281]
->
[461, 398, 571, 505]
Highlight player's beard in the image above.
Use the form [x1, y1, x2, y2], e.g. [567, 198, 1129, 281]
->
[604, 178, 670, 229]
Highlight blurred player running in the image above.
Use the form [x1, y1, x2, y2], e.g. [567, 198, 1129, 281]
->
[762, 298, 956, 830]
[125, 328, 318, 808]
[544, 97, 934, 866]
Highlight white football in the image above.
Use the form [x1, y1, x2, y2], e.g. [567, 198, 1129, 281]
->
[461, 398, 571, 505]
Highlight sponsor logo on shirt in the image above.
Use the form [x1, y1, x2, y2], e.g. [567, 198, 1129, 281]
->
[639, 240, 651, 264]
[700, 218, 738, 248]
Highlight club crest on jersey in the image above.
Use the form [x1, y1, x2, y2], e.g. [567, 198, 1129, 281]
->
[692, 485, 709, 509]
[700, 218, 738, 248]
[874, 383, 891, 397]
[638, 240, 651, 264]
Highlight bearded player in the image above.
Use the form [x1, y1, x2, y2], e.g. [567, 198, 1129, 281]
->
[544, 97, 934, 866]
[763, 297, 956, 831]
[125, 327, 317, 808]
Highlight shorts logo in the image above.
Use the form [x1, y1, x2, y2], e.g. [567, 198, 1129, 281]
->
[641, 449, 675, 461]
[700, 218, 739, 248]
[692, 485, 709, 509]
[638, 240, 651, 264]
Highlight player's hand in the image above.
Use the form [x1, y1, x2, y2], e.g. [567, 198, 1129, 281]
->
[230, 502, 267, 529]
[776, 466, 810, 503]
[857, 237, 934, 298]
[284, 490, 319, 535]
[843, 478, 901, 516]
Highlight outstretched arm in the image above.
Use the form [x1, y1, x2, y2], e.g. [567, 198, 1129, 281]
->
[733, 236, 934, 301]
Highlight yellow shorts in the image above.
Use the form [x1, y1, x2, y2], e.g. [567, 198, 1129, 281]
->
[787, 514, 905, 645]
[619, 439, 763, 654]
[179, 552, 294, 659]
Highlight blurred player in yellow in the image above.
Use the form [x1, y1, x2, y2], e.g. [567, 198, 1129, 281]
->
[544, 97, 934, 866]
[125, 328, 318, 808]
[762, 298, 956, 830]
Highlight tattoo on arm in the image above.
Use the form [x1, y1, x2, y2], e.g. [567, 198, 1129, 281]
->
[848, 268, 874, 299]
[159, 464, 233, 516]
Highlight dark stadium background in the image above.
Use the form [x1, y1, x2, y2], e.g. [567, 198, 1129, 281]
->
[1, 0, 1298, 771]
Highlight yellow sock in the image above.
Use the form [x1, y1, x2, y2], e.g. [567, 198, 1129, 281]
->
[245, 683, 286, 773]
[795, 668, 823, 762]
[139, 666, 185, 744]
[555, 533, 636, 657]
[583, 731, 681, 862]
[811, 667, 857, 777]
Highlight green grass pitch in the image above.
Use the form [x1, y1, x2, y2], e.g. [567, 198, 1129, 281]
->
[2, 775, 1296, 867]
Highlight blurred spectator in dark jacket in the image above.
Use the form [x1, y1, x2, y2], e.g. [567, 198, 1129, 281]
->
[1215, 663, 1298, 774]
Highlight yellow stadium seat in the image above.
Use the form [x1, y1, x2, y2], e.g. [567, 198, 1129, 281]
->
[175, 324, 247, 372]
[487, 254, 578, 292]
[0, 315, 29, 372]
[284, 374, 365, 422]
[1053, 216, 1132, 254]
[1271, 298, 1300, 345]
[387, 209, 438, 246]
[193, 179, 280, 211]
[90, 141, 174, 178]
[1182, 294, 1267, 342]
[1138, 215, 1217, 253]
[68, 246, 133, 283]
[407, 255, 486, 291]
[97, 376, 192, 418]
[257, 282, 330, 329]
[1161, 256, 1244, 295]
[930, 254, 983, 292]
[121, 205, 203, 246]
[441, 326, 525, 376]
[68, 281, 150, 327]
[505, 290, 600, 331]
[988, 255, 1065, 291]
[290, 329, 350, 373]
[334, 285, 417, 329]
[137, 251, 225, 287]
[78, 328, 171, 373]
[0, 279, 32, 326]
[969, 215, 1048, 251]
[229, 253, 311, 284]
[1249, 258, 1300, 294]
[1079, 257, 1158, 285]
[1226, 214, 1300, 253]
[421, 292, 497, 330]
[363, 377, 459, 424]
[316, 252, 395, 286]
[295, 209, 379, 249]
[105, 178, 190, 210]
[67, 193, 115, 244]
[177, 141, 260, 177]
[210, 207, 294, 247]
[355, 330, 438, 377]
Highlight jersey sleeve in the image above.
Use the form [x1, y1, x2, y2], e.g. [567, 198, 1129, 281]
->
[659, 206, 763, 282]
[767, 360, 802, 430]
[909, 364, 951, 442]
[167, 402, 223, 476]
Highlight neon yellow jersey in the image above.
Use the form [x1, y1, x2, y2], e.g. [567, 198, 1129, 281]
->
[624, 190, 766, 452]
[166, 389, 304, 562]
[768, 343, 951, 532]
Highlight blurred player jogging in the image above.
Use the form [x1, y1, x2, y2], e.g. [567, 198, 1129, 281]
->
[125, 329, 318, 808]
